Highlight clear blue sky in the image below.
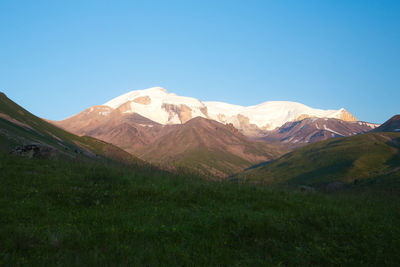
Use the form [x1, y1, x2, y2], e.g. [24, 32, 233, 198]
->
[1, 0, 399, 123]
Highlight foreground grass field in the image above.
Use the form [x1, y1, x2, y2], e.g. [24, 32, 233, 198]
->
[1, 155, 399, 266]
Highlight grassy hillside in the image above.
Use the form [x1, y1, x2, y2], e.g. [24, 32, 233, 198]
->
[237, 132, 400, 189]
[1, 155, 399, 266]
[2, 92, 399, 265]
[0, 92, 144, 165]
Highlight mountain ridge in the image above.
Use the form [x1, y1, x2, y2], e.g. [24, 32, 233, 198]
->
[64, 87, 359, 133]
[136, 117, 287, 177]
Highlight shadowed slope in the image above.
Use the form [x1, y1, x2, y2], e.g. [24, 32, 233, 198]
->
[238, 130, 400, 188]
[257, 118, 378, 149]
[0, 92, 144, 165]
[372, 115, 400, 132]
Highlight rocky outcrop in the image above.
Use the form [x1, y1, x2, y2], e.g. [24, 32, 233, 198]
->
[236, 114, 265, 138]
[200, 107, 209, 118]
[296, 114, 314, 121]
[178, 104, 193, 123]
[117, 102, 133, 113]
[11, 144, 58, 158]
[226, 123, 239, 134]
[133, 96, 151, 105]
[162, 104, 193, 124]
[339, 109, 358, 122]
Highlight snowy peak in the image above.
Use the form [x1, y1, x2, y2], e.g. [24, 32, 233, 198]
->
[104, 87, 208, 125]
[205, 100, 357, 131]
[104, 87, 168, 109]
[92, 86, 359, 130]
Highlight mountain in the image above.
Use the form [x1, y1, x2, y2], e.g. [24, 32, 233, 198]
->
[53, 106, 176, 155]
[61, 87, 358, 133]
[55, 87, 364, 150]
[205, 100, 357, 133]
[136, 117, 287, 177]
[103, 87, 209, 125]
[0, 92, 144, 165]
[257, 117, 378, 148]
[236, 129, 400, 190]
[372, 115, 400, 132]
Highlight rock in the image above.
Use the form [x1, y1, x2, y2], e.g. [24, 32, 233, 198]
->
[325, 181, 345, 192]
[299, 185, 315, 193]
[11, 144, 58, 158]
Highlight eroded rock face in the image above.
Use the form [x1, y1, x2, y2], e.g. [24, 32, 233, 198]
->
[217, 114, 227, 122]
[162, 104, 193, 124]
[237, 114, 250, 126]
[226, 123, 239, 134]
[133, 96, 151, 105]
[179, 104, 193, 123]
[296, 114, 314, 121]
[200, 107, 209, 118]
[339, 109, 358, 122]
[236, 114, 265, 137]
[117, 102, 133, 113]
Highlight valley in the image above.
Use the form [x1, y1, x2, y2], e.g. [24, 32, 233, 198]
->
[1, 90, 399, 265]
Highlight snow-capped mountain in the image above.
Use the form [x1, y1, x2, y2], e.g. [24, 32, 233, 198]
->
[103, 87, 208, 125]
[100, 86, 357, 131]
[205, 101, 357, 132]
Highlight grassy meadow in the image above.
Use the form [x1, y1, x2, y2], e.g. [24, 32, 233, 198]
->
[1, 154, 399, 266]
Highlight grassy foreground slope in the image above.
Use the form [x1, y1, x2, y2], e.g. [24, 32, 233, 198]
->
[0, 92, 143, 165]
[1, 155, 399, 266]
[238, 132, 400, 189]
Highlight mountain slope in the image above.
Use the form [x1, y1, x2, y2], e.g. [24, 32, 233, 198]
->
[372, 115, 400, 132]
[237, 130, 400, 188]
[53, 106, 176, 155]
[257, 118, 378, 148]
[137, 117, 287, 177]
[0, 92, 144, 165]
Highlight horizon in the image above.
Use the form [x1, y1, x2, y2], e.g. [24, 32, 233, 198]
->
[1, 1, 399, 123]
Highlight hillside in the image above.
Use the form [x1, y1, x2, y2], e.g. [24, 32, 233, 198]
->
[54, 106, 176, 155]
[1, 153, 399, 266]
[258, 117, 378, 149]
[372, 114, 400, 132]
[237, 131, 400, 189]
[137, 117, 287, 177]
[0, 92, 144, 165]
[1, 92, 399, 265]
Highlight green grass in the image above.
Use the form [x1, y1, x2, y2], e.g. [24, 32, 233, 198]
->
[1, 155, 399, 266]
[238, 132, 400, 188]
[0, 92, 145, 166]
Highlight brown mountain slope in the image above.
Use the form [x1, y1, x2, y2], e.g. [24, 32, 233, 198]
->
[53, 106, 176, 154]
[137, 117, 287, 177]
[257, 118, 378, 149]
[372, 115, 400, 132]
